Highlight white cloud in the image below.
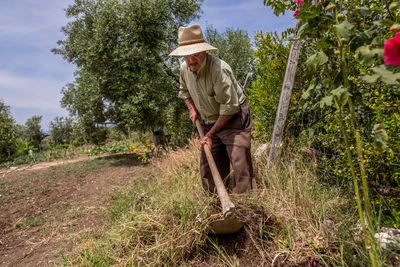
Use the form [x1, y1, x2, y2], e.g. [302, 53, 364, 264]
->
[0, 70, 66, 110]
[0, 0, 72, 35]
[193, 0, 296, 36]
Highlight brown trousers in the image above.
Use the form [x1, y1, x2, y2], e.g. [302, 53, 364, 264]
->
[200, 102, 254, 194]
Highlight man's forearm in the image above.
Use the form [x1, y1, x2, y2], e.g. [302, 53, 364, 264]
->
[200, 114, 233, 148]
[206, 115, 233, 137]
[184, 98, 200, 123]
[184, 98, 196, 111]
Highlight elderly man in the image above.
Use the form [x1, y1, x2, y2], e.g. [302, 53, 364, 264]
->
[169, 24, 254, 194]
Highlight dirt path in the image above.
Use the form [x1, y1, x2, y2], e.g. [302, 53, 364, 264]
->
[0, 154, 106, 176]
[0, 153, 145, 266]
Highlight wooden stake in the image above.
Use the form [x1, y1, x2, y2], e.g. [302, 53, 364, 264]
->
[268, 40, 302, 164]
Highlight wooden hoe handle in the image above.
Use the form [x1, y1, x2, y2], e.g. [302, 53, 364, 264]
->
[195, 120, 235, 217]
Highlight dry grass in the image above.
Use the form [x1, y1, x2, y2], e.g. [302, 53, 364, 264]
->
[66, 139, 367, 266]
[249, 149, 353, 265]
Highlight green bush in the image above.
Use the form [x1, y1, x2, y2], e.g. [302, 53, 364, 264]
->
[0, 99, 18, 162]
[15, 138, 36, 157]
[248, 31, 290, 140]
[49, 116, 74, 145]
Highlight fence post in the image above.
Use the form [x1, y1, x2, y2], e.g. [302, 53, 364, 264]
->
[268, 40, 302, 164]
[242, 72, 252, 96]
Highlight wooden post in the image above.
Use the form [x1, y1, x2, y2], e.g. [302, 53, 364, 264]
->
[268, 40, 302, 164]
[242, 72, 253, 96]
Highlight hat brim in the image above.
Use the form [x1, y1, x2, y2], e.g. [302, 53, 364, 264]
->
[169, 42, 217, 57]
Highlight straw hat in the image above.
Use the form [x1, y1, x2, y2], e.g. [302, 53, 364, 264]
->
[169, 24, 217, 57]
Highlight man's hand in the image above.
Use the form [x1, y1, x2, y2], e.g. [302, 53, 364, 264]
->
[184, 98, 200, 124]
[200, 133, 213, 148]
[188, 107, 200, 124]
[200, 114, 233, 149]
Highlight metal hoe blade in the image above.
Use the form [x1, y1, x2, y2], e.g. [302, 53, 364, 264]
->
[208, 213, 244, 235]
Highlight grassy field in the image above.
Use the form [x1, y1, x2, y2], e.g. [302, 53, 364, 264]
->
[1, 139, 398, 266]
[59, 140, 374, 266]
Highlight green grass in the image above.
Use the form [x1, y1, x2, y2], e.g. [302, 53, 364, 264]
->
[206, 235, 241, 267]
[0, 183, 25, 197]
[69, 208, 89, 219]
[17, 215, 45, 229]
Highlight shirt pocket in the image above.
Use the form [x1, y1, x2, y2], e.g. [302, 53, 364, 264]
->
[206, 78, 215, 97]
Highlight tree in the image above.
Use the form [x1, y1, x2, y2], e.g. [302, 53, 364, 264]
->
[248, 31, 290, 140]
[60, 74, 109, 144]
[24, 116, 43, 150]
[53, 0, 202, 139]
[205, 26, 255, 83]
[0, 99, 18, 162]
[49, 116, 74, 145]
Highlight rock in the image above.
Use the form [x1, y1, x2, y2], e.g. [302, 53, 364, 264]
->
[375, 227, 400, 249]
[254, 143, 269, 157]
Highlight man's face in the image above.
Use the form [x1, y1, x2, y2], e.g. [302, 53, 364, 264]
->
[184, 51, 206, 73]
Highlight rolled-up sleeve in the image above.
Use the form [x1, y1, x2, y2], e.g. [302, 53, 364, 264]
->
[178, 67, 191, 100]
[214, 68, 240, 115]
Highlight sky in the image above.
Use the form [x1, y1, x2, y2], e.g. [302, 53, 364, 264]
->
[0, 0, 296, 131]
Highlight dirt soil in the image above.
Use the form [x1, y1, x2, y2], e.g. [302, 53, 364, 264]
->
[0, 153, 146, 267]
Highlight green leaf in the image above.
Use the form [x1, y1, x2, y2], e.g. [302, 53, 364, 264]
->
[319, 95, 333, 109]
[296, 5, 321, 21]
[363, 27, 378, 39]
[331, 86, 351, 106]
[357, 7, 372, 16]
[371, 36, 383, 45]
[334, 20, 355, 41]
[305, 51, 328, 70]
[369, 65, 400, 85]
[315, 37, 329, 50]
[355, 46, 383, 66]
[373, 124, 388, 150]
[296, 22, 309, 39]
[357, 27, 378, 41]
[362, 73, 380, 83]
[301, 83, 315, 100]
[379, 19, 396, 28]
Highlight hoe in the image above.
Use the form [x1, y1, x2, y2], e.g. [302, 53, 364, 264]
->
[195, 120, 244, 234]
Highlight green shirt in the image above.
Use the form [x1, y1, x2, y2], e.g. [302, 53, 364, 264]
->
[178, 54, 246, 124]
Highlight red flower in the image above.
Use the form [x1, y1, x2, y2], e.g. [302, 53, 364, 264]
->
[383, 32, 400, 66]
[295, 0, 304, 4]
[293, 9, 300, 18]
